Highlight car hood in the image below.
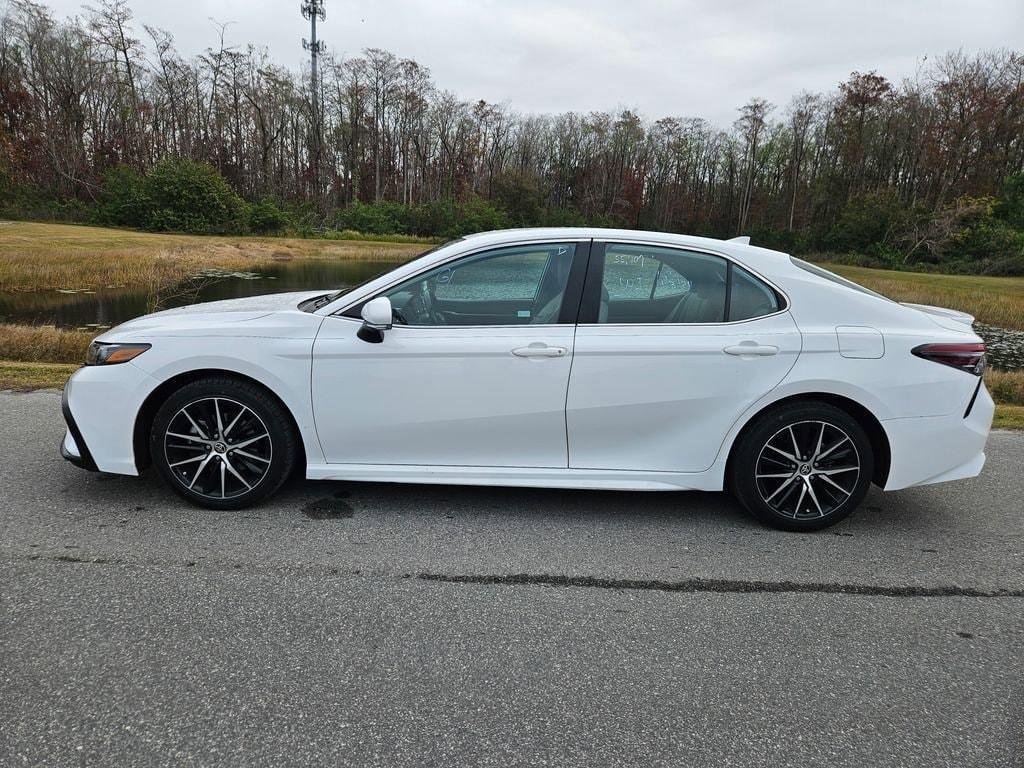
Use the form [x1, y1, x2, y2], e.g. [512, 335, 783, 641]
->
[97, 290, 328, 339]
[149, 290, 327, 317]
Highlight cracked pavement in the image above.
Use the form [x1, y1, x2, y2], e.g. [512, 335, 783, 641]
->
[2, 390, 1023, 767]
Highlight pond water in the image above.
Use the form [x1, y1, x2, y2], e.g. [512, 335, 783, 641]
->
[1, 258, 1022, 371]
[974, 323, 1024, 372]
[0, 259, 399, 331]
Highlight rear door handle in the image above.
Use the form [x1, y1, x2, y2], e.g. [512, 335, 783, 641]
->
[512, 344, 568, 358]
[724, 343, 779, 357]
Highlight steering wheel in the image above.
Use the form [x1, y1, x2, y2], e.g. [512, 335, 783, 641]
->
[418, 279, 445, 325]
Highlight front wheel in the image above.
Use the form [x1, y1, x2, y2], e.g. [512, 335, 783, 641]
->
[150, 377, 297, 509]
[729, 402, 874, 532]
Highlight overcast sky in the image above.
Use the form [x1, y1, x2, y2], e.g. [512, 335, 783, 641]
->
[40, 0, 1024, 126]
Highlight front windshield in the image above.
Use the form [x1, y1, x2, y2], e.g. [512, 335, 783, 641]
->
[319, 239, 462, 305]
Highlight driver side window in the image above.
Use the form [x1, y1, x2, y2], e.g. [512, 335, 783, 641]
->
[382, 243, 577, 327]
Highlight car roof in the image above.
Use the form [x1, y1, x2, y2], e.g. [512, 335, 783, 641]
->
[464, 226, 752, 248]
[459, 227, 790, 267]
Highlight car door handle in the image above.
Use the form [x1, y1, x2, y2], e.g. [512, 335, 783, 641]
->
[511, 344, 568, 358]
[723, 343, 779, 357]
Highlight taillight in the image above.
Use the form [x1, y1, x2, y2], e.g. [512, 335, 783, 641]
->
[912, 343, 986, 375]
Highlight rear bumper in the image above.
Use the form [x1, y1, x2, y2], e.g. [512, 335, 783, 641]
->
[882, 382, 994, 490]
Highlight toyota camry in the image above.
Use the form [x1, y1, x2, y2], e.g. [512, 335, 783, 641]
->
[61, 228, 993, 531]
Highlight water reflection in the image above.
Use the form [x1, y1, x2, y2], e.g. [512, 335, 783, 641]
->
[0, 259, 398, 330]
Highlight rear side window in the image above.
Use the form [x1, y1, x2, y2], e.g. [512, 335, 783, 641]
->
[591, 244, 783, 324]
[598, 244, 727, 324]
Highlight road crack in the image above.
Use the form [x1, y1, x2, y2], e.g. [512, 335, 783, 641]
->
[414, 572, 1024, 598]
[9, 553, 1023, 598]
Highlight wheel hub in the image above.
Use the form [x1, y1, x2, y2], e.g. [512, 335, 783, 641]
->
[163, 397, 273, 500]
[754, 420, 861, 520]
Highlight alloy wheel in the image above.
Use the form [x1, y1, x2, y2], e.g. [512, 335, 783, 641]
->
[754, 420, 861, 520]
[163, 397, 273, 500]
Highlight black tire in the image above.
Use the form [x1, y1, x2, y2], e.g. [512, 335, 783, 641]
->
[149, 376, 298, 509]
[729, 401, 874, 532]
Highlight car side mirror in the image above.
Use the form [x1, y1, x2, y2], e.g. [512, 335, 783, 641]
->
[357, 296, 392, 343]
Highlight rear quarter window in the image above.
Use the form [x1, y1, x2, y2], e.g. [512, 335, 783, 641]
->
[729, 265, 781, 321]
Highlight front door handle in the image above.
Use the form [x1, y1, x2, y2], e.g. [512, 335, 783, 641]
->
[724, 342, 779, 357]
[511, 344, 568, 358]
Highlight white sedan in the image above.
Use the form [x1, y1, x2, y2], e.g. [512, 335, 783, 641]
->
[61, 228, 993, 531]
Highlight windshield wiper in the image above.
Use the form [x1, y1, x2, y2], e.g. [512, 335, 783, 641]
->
[300, 293, 336, 313]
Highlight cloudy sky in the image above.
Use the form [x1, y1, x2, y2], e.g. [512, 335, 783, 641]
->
[41, 0, 1023, 126]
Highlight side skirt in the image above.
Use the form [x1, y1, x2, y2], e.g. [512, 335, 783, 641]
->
[305, 463, 724, 492]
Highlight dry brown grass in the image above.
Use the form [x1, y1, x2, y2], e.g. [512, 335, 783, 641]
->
[825, 264, 1024, 331]
[993, 405, 1024, 430]
[986, 369, 1024, 407]
[0, 324, 93, 364]
[0, 220, 425, 292]
[0, 360, 77, 390]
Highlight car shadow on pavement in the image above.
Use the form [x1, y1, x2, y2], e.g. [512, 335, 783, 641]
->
[282, 477, 772, 530]
[72, 464, 904, 534]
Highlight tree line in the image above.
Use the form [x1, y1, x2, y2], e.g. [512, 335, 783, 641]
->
[1, 0, 1023, 271]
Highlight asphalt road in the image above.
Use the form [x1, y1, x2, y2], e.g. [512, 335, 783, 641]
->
[2, 390, 1023, 767]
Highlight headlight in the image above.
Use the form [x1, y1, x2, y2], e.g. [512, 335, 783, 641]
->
[85, 341, 151, 366]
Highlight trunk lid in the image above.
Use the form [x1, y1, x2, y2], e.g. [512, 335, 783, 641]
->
[901, 302, 976, 333]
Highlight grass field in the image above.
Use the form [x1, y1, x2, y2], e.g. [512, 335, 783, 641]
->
[995, 405, 1024, 430]
[825, 264, 1024, 331]
[2, 221, 1021, 328]
[0, 221, 426, 293]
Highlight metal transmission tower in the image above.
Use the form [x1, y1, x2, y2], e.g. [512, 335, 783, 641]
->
[301, 0, 326, 200]
[301, 0, 326, 98]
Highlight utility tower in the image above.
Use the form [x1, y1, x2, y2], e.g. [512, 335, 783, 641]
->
[301, 0, 326, 99]
[302, 0, 325, 201]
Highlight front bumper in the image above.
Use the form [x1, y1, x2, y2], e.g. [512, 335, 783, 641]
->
[61, 382, 98, 471]
[60, 361, 155, 475]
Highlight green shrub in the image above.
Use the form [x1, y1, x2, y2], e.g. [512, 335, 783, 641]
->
[449, 196, 509, 237]
[247, 199, 289, 234]
[0, 161, 14, 205]
[407, 199, 456, 237]
[94, 165, 148, 227]
[492, 174, 543, 226]
[94, 159, 246, 233]
[826, 190, 906, 253]
[938, 196, 1024, 272]
[539, 206, 588, 227]
[331, 200, 411, 235]
[996, 172, 1024, 229]
[141, 159, 246, 233]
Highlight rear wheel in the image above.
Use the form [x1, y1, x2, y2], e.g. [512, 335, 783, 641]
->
[150, 377, 297, 509]
[729, 402, 874, 531]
